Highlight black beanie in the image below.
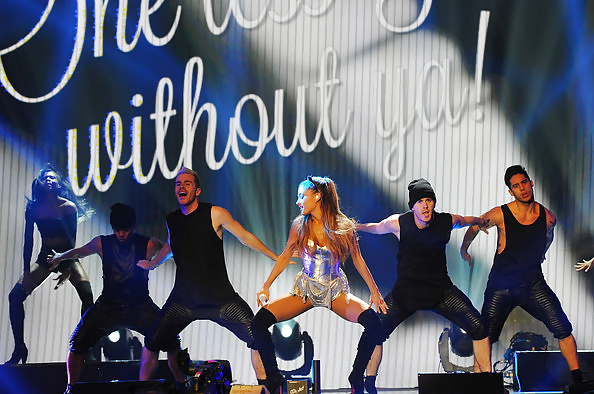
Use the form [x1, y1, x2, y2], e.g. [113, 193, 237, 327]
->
[408, 178, 436, 209]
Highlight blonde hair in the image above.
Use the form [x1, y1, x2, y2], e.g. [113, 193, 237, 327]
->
[177, 167, 201, 188]
[292, 176, 355, 262]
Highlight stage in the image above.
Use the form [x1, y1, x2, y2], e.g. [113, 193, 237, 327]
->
[0, 361, 576, 394]
[0, 360, 173, 394]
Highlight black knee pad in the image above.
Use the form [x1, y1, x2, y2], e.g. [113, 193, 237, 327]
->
[9, 284, 27, 304]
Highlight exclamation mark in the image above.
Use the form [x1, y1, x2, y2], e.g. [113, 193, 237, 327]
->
[474, 11, 490, 121]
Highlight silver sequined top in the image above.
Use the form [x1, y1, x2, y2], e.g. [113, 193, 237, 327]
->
[290, 241, 350, 308]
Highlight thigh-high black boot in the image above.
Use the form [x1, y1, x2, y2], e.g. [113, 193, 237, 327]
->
[251, 308, 285, 393]
[349, 309, 382, 394]
[6, 284, 29, 364]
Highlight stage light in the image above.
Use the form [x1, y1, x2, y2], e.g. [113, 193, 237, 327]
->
[107, 330, 121, 343]
[449, 324, 473, 357]
[271, 320, 315, 378]
[100, 328, 142, 361]
[438, 325, 473, 373]
[281, 324, 293, 338]
[272, 320, 302, 361]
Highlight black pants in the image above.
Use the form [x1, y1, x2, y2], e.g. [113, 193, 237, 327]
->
[380, 285, 487, 341]
[69, 297, 166, 354]
[482, 279, 572, 344]
[145, 295, 255, 352]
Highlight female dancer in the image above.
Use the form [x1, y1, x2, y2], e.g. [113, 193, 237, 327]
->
[251, 176, 388, 394]
[5, 165, 94, 364]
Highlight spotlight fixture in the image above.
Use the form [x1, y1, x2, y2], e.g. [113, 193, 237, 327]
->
[271, 320, 314, 377]
[99, 328, 142, 361]
[449, 324, 473, 357]
[438, 325, 473, 373]
[272, 320, 303, 361]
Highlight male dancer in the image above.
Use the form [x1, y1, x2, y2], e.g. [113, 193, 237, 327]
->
[48, 203, 183, 393]
[461, 165, 583, 386]
[137, 167, 278, 387]
[358, 179, 491, 392]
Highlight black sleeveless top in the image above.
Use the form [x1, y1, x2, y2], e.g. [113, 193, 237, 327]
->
[36, 212, 77, 250]
[33, 213, 79, 269]
[487, 203, 547, 290]
[393, 211, 454, 309]
[99, 233, 151, 303]
[166, 203, 237, 307]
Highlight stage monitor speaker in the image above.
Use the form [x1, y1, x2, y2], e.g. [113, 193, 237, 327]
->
[418, 372, 504, 394]
[70, 380, 169, 394]
[287, 379, 309, 394]
[230, 385, 269, 394]
[514, 350, 594, 392]
[0, 361, 174, 394]
[0, 362, 66, 394]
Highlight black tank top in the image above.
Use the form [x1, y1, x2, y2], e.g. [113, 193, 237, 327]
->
[393, 211, 453, 309]
[99, 233, 150, 303]
[35, 212, 77, 248]
[167, 203, 237, 307]
[487, 204, 547, 290]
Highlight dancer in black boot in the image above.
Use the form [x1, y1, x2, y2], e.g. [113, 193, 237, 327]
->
[252, 176, 387, 394]
[5, 165, 93, 365]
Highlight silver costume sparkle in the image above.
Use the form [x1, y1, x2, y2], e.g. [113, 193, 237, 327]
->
[290, 241, 350, 308]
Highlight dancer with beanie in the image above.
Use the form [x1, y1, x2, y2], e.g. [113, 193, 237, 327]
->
[357, 178, 491, 393]
[251, 176, 387, 394]
[461, 165, 583, 388]
[48, 203, 183, 394]
[5, 164, 94, 365]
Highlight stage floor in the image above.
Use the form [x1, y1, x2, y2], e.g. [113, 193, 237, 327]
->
[305, 390, 559, 393]
[323, 390, 559, 393]
[0, 361, 565, 394]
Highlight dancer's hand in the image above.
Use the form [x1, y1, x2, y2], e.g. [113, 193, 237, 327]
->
[53, 268, 71, 290]
[257, 287, 270, 307]
[576, 257, 594, 272]
[461, 250, 473, 267]
[47, 249, 64, 271]
[370, 292, 388, 314]
[137, 259, 152, 270]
